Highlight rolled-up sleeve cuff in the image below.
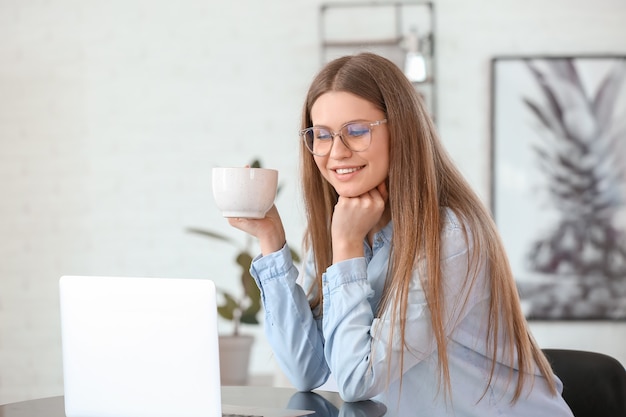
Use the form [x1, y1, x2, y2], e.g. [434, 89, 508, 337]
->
[250, 243, 294, 284]
[322, 257, 367, 291]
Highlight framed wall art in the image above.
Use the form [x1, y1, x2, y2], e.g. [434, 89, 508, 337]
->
[490, 55, 626, 320]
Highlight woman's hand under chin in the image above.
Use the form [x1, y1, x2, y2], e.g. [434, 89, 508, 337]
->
[331, 182, 389, 263]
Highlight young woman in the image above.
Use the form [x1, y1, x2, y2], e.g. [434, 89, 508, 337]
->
[227, 53, 573, 416]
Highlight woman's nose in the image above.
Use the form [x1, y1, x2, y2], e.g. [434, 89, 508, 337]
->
[328, 134, 351, 158]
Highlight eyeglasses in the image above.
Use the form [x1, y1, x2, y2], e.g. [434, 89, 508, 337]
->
[300, 119, 387, 156]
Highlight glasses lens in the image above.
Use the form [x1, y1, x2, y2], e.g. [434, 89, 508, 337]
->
[341, 123, 371, 152]
[303, 127, 332, 156]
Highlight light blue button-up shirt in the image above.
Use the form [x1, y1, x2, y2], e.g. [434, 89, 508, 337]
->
[250, 209, 573, 416]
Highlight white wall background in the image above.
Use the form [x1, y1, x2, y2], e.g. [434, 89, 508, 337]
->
[1, 0, 625, 404]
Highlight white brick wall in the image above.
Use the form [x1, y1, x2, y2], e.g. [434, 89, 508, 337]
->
[1, 0, 625, 404]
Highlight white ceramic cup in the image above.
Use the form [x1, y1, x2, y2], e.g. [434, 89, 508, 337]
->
[212, 167, 278, 219]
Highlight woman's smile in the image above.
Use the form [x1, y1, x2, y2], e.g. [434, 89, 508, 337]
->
[334, 166, 363, 175]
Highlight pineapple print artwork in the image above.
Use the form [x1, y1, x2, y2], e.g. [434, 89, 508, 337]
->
[519, 57, 626, 319]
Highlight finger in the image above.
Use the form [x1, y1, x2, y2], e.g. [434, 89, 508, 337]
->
[227, 217, 247, 228]
[364, 185, 383, 203]
[376, 182, 389, 202]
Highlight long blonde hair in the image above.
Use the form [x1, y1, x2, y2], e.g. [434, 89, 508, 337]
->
[299, 53, 556, 401]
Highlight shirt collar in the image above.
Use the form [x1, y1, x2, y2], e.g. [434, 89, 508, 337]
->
[375, 220, 393, 246]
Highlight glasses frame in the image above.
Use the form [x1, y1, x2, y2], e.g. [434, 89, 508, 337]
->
[300, 119, 387, 156]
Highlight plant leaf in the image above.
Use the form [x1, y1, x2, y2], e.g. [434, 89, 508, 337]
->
[549, 58, 585, 94]
[593, 60, 626, 129]
[290, 247, 301, 263]
[240, 292, 261, 324]
[240, 308, 260, 324]
[217, 293, 239, 320]
[186, 227, 236, 245]
[523, 97, 565, 137]
[236, 252, 258, 300]
[525, 60, 567, 134]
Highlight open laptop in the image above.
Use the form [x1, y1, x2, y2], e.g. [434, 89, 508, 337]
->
[59, 275, 312, 417]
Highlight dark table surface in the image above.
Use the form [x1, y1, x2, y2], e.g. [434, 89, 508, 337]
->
[0, 386, 387, 417]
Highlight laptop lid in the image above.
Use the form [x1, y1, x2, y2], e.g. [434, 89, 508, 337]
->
[59, 275, 222, 417]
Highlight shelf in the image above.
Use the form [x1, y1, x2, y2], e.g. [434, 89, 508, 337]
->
[322, 37, 403, 48]
[319, 1, 436, 120]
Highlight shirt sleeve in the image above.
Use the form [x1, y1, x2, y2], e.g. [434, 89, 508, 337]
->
[322, 220, 488, 402]
[250, 244, 331, 391]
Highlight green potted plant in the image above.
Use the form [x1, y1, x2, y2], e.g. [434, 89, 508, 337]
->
[187, 159, 300, 385]
[185, 227, 262, 335]
[185, 225, 259, 385]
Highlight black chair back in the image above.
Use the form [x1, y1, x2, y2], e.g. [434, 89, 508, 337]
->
[542, 349, 626, 417]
